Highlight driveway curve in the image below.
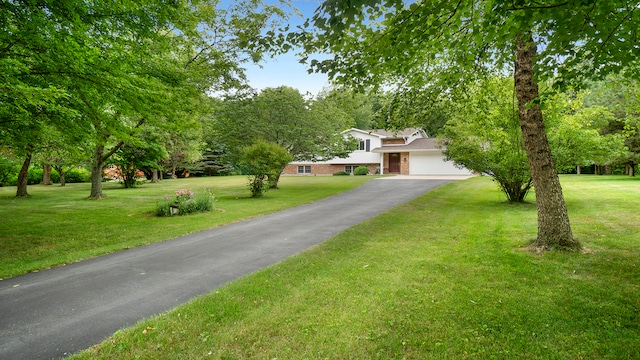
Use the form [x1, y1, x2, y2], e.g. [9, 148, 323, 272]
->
[0, 177, 460, 359]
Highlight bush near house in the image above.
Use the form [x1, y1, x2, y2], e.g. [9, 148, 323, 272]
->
[354, 166, 370, 175]
[333, 171, 350, 176]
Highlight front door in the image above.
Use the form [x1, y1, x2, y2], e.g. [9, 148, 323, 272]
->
[389, 153, 400, 173]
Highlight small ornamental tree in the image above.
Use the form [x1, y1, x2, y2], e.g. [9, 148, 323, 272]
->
[442, 77, 532, 203]
[112, 134, 168, 188]
[240, 141, 293, 198]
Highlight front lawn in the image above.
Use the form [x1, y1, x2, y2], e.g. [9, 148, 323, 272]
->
[0, 175, 372, 279]
[70, 175, 640, 359]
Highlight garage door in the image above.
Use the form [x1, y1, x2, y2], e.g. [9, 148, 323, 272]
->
[409, 152, 472, 175]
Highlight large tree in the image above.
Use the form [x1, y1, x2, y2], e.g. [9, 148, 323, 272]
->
[315, 87, 379, 129]
[1, 0, 290, 199]
[215, 86, 356, 187]
[300, 0, 639, 251]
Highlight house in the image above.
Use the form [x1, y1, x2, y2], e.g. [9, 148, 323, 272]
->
[283, 128, 473, 176]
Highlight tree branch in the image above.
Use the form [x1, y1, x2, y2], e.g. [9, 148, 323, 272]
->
[101, 118, 147, 162]
[598, 2, 638, 52]
[507, 1, 569, 11]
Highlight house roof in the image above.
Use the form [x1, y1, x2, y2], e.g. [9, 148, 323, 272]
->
[369, 128, 425, 138]
[347, 128, 426, 139]
[371, 138, 444, 153]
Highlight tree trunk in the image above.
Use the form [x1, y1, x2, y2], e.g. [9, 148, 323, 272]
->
[89, 144, 106, 199]
[514, 35, 579, 251]
[16, 153, 32, 197]
[54, 166, 67, 186]
[151, 169, 159, 183]
[576, 165, 581, 175]
[42, 164, 52, 185]
[268, 171, 283, 189]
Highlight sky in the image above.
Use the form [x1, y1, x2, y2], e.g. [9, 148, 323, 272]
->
[243, 0, 331, 96]
[244, 51, 330, 96]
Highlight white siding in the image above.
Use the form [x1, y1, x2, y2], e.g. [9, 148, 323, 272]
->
[313, 130, 382, 165]
[409, 152, 473, 175]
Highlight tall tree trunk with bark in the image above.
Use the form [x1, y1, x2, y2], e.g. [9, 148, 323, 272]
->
[89, 144, 106, 199]
[514, 35, 580, 251]
[54, 166, 67, 186]
[268, 170, 283, 189]
[42, 164, 52, 185]
[16, 152, 32, 197]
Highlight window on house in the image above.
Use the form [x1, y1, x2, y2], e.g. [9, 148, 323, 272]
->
[297, 165, 311, 174]
[358, 139, 371, 152]
[344, 165, 355, 174]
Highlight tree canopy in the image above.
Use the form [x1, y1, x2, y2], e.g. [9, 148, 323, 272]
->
[545, 92, 628, 174]
[583, 76, 640, 175]
[213, 86, 357, 184]
[298, 0, 639, 251]
[1, 0, 290, 198]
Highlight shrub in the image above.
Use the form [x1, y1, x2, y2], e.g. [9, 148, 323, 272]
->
[156, 189, 215, 217]
[353, 166, 370, 176]
[4, 173, 18, 186]
[49, 170, 61, 183]
[64, 168, 91, 183]
[27, 167, 44, 185]
[0, 154, 20, 186]
[333, 171, 350, 176]
[240, 141, 292, 196]
[247, 175, 269, 198]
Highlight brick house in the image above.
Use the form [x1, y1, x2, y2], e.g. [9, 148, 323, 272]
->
[283, 128, 472, 176]
[103, 164, 145, 180]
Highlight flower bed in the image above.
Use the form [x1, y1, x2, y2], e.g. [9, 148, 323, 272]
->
[155, 189, 214, 216]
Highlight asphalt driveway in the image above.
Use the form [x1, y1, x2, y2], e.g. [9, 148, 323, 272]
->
[0, 177, 463, 359]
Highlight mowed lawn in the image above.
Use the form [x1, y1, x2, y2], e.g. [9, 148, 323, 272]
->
[0, 175, 372, 279]
[61, 175, 640, 359]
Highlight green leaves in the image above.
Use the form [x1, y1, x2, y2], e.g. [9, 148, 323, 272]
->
[301, 0, 639, 94]
[442, 76, 532, 202]
[2, 0, 293, 197]
[240, 141, 293, 197]
[214, 86, 358, 169]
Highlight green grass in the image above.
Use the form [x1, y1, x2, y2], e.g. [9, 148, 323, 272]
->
[67, 175, 640, 359]
[0, 175, 373, 279]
